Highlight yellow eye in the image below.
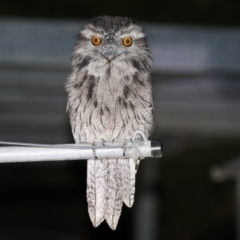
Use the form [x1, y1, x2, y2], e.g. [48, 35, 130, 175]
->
[91, 36, 101, 46]
[122, 37, 133, 47]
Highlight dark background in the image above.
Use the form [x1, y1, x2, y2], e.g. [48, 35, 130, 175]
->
[0, 0, 240, 25]
[0, 1, 240, 240]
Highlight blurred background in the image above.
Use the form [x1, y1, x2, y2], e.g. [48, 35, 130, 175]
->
[0, 1, 240, 239]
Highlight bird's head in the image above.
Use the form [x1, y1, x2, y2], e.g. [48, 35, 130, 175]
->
[72, 16, 151, 68]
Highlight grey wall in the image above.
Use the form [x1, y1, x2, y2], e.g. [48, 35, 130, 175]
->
[0, 19, 240, 143]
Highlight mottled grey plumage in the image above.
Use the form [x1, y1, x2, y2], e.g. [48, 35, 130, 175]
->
[66, 16, 153, 230]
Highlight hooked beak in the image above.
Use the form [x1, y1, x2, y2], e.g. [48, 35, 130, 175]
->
[100, 46, 121, 61]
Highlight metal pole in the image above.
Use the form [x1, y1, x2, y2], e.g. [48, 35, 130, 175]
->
[236, 175, 240, 240]
[134, 159, 160, 240]
[0, 140, 162, 163]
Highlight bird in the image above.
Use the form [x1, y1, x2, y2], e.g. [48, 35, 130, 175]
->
[66, 16, 153, 230]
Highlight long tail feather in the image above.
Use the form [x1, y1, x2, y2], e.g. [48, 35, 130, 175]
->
[123, 158, 136, 207]
[87, 159, 107, 227]
[104, 159, 123, 230]
[87, 158, 138, 230]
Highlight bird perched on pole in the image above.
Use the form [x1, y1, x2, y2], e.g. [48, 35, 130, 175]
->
[66, 16, 153, 230]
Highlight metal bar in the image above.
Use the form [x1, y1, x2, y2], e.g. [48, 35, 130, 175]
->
[236, 175, 240, 240]
[0, 140, 162, 163]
